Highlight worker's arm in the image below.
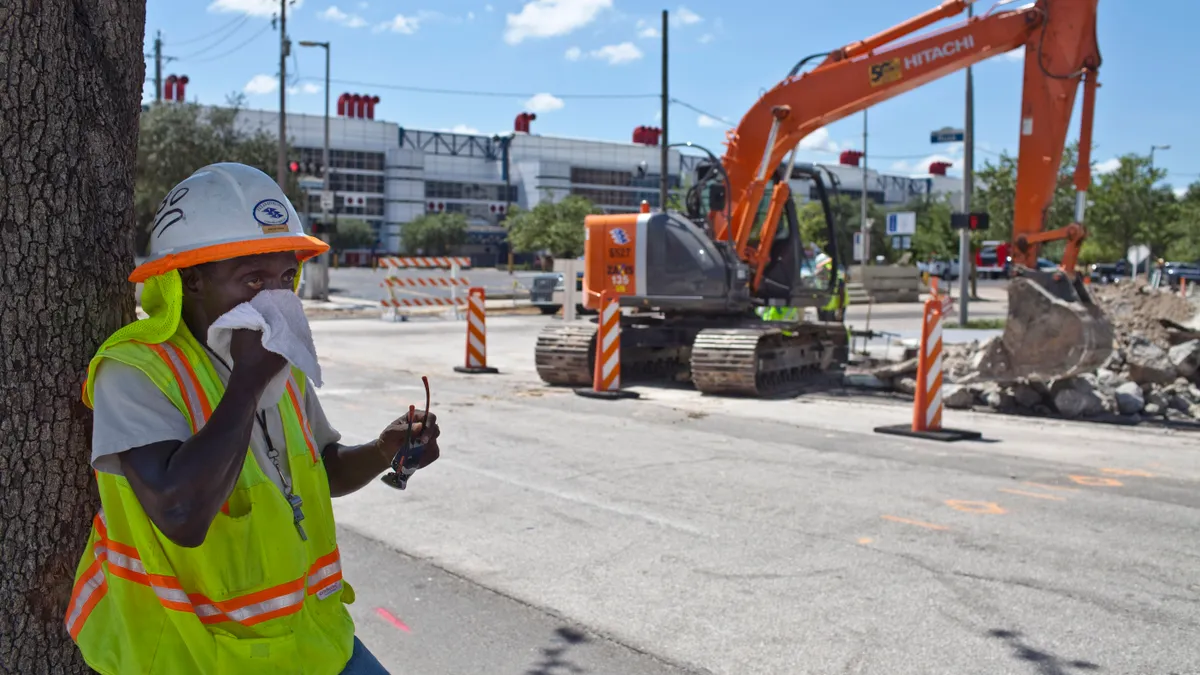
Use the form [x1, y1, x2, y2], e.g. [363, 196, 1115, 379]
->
[320, 411, 440, 498]
[118, 331, 288, 548]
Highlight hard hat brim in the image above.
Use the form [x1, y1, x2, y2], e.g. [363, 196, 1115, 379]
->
[129, 234, 330, 283]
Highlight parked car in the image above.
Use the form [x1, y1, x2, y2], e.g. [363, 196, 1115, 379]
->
[1159, 261, 1200, 289]
[529, 270, 594, 315]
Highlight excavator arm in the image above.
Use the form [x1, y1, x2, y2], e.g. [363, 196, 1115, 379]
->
[713, 0, 1110, 383]
[714, 0, 1101, 289]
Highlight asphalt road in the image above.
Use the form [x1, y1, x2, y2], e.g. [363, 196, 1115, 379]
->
[311, 314, 1200, 675]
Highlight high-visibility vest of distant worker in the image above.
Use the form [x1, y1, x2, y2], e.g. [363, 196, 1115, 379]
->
[755, 252, 848, 325]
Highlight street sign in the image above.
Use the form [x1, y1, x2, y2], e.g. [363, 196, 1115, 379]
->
[891, 235, 912, 250]
[320, 191, 334, 211]
[1126, 244, 1150, 266]
[886, 211, 916, 235]
[930, 127, 965, 144]
[853, 232, 864, 262]
[298, 176, 323, 191]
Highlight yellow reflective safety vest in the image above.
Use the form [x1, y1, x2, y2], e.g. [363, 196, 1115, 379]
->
[66, 323, 356, 675]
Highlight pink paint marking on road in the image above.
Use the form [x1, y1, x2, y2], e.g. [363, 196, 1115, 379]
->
[375, 607, 411, 633]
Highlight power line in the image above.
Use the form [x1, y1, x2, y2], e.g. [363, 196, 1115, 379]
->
[185, 23, 273, 64]
[303, 77, 658, 99]
[174, 15, 252, 60]
[669, 98, 734, 126]
[167, 14, 249, 47]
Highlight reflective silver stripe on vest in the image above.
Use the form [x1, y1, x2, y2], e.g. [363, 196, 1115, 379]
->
[307, 558, 341, 587]
[222, 588, 308, 624]
[158, 342, 208, 427]
[64, 566, 105, 632]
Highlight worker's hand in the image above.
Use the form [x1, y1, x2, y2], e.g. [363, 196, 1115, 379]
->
[230, 329, 288, 389]
[377, 410, 440, 469]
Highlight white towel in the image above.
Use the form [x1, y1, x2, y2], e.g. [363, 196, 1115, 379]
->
[207, 289, 322, 410]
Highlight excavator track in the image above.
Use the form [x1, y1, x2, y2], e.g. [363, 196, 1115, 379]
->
[689, 324, 846, 397]
[535, 322, 598, 387]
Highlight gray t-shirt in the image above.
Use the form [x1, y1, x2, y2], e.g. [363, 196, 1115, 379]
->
[90, 358, 341, 494]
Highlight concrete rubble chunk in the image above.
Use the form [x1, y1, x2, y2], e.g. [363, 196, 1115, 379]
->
[896, 377, 917, 395]
[943, 384, 976, 409]
[1167, 340, 1200, 378]
[1051, 377, 1106, 419]
[1010, 382, 1044, 409]
[1125, 342, 1177, 385]
[1114, 382, 1146, 416]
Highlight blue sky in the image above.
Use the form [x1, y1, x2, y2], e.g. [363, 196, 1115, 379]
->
[144, 0, 1199, 195]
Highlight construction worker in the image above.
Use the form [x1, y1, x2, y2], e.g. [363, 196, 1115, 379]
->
[814, 253, 849, 323]
[65, 163, 439, 674]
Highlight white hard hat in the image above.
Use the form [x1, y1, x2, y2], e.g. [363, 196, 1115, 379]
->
[130, 162, 329, 283]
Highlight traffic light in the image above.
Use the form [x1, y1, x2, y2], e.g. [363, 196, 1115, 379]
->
[289, 160, 300, 173]
[951, 211, 990, 231]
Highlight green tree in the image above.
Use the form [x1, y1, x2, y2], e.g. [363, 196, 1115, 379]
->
[2, 0, 144, 671]
[135, 93, 299, 254]
[506, 194, 602, 259]
[401, 212, 468, 255]
[1085, 154, 1176, 263]
[330, 218, 377, 251]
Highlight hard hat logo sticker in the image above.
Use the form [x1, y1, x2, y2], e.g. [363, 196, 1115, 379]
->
[254, 198, 290, 233]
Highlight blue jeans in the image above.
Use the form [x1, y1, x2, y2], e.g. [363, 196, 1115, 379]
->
[341, 636, 390, 674]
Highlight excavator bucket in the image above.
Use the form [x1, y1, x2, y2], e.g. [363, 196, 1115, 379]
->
[967, 269, 1114, 384]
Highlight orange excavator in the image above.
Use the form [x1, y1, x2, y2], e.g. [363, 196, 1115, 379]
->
[535, 0, 1113, 396]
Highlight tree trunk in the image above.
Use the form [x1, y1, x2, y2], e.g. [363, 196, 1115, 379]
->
[0, 2, 146, 673]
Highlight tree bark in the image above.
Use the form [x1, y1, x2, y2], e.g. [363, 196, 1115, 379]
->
[0, 1, 146, 673]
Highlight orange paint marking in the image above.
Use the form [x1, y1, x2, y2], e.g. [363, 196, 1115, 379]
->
[1100, 468, 1155, 478]
[1021, 481, 1079, 492]
[858, 537, 873, 545]
[945, 500, 1006, 514]
[1068, 475, 1122, 487]
[881, 515, 948, 531]
[998, 488, 1065, 502]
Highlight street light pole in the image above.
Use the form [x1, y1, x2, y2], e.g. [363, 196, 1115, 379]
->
[958, 2, 975, 325]
[300, 39, 332, 300]
[861, 109, 870, 266]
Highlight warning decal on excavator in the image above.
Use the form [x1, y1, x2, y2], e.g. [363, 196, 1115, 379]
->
[605, 224, 637, 294]
[869, 58, 903, 87]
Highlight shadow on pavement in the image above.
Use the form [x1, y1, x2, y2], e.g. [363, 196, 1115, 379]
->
[987, 629, 1101, 674]
[524, 626, 590, 675]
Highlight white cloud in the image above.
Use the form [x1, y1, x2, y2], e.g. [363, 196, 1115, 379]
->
[358, 1, 368, 7]
[565, 46, 582, 60]
[1004, 46, 1025, 62]
[209, 0, 301, 16]
[320, 5, 368, 27]
[524, 92, 565, 113]
[636, 18, 659, 39]
[590, 42, 642, 65]
[467, 11, 475, 20]
[243, 74, 278, 95]
[378, 13, 421, 33]
[504, 0, 613, 45]
[441, 124, 481, 134]
[485, 3, 494, 10]
[673, 6, 702, 25]
[697, 114, 719, 128]
[798, 127, 839, 153]
[1095, 158, 1121, 174]
[301, 82, 320, 94]
[1175, 186, 1188, 199]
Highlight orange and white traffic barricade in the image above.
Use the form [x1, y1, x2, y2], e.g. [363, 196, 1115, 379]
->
[875, 286, 979, 442]
[378, 256, 471, 322]
[575, 290, 639, 400]
[453, 287, 499, 375]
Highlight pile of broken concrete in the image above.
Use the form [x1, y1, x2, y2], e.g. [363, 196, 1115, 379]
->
[864, 283, 1200, 424]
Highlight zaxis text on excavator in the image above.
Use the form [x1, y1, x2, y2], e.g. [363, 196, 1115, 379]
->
[535, 0, 1113, 397]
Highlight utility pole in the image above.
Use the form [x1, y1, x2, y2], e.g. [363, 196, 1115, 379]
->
[277, 0, 289, 189]
[299, 39, 331, 300]
[959, 3, 975, 322]
[154, 31, 163, 103]
[659, 9, 669, 213]
[861, 109, 870, 265]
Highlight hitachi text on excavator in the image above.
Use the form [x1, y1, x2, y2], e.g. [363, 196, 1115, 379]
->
[535, 0, 1113, 397]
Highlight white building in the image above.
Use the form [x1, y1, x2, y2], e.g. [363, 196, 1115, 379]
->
[233, 106, 963, 264]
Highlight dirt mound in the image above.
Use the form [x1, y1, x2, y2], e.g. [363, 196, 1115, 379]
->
[1089, 283, 1196, 347]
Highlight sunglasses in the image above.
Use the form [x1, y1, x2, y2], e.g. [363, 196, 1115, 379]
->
[380, 375, 430, 491]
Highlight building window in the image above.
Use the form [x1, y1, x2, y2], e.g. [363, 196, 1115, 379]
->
[425, 181, 517, 202]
